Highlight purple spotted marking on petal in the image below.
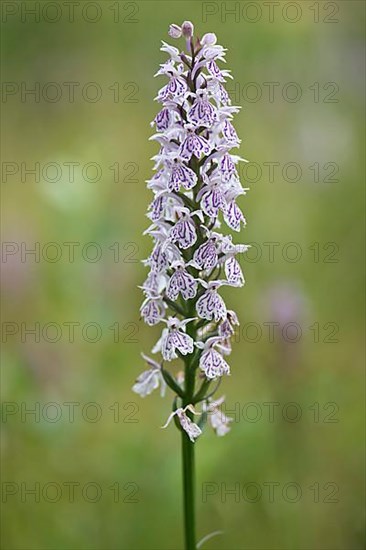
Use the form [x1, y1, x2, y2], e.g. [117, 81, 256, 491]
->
[207, 60, 224, 81]
[159, 77, 187, 101]
[201, 187, 225, 218]
[219, 84, 230, 105]
[149, 195, 166, 221]
[154, 108, 172, 131]
[196, 289, 227, 321]
[188, 98, 218, 127]
[170, 218, 197, 249]
[224, 200, 245, 232]
[169, 162, 197, 192]
[222, 120, 239, 145]
[220, 153, 237, 183]
[180, 134, 212, 161]
[199, 349, 230, 379]
[162, 329, 194, 361]
[150, 243, 168, 272]
[166, 269, 197, 301]
[225, 256, 244, 285]
[219, 319, 234, 339]
[193, 240, 218, 269]
[141, 299, 164, 326]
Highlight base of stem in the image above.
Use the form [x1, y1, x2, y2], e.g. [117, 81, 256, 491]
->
[181, 431, 196, 550]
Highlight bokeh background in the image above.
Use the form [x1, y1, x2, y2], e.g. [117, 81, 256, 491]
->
[1, 1, 365, 549]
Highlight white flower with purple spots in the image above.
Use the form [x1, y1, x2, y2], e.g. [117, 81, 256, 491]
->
[158, 76, 187, 101]
[148, 194, 167, 221]
[197, 182, 226, 218]
[196, 281, 228, 322]
[224, 199, 246, 232]
[207, 59, 225, 81]
[197, 337, 230, 379]
[148, 242, 169, 273]
[161, 317, 195, 361]
[168, 160, 197, 192]
[166, 262, 198, 301]
[179, 128, 212, 160]
[225, 256, 244, 286]
[220, 153, 237, 183]
[192, 236, 219, 270]
[170, 213, 197, 249]
[140, 296, 166, 326]
[222, 119, 240, 146]
[219, 309, 240, 339]
[162, 404, 202, 442]
[188, 93, 218, 127]
[153, 108, 172, 131]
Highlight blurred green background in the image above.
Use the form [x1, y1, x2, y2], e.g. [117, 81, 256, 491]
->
[1, 1, 365, 549]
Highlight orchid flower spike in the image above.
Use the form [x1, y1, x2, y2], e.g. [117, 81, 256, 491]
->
[136, 21, 249, 440]
[135, 21, 252, 550]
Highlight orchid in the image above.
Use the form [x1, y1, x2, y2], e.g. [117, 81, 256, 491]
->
[136, 21, 249, 550]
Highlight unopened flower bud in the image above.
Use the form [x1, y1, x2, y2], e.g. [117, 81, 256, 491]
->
[201, 33, 217, 46]
[181, 21, 194, 38]
[169, 24, 182, 38]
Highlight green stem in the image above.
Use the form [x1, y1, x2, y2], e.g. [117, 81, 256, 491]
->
[181, 431, 196, 550]
[180, 296, 197, 549]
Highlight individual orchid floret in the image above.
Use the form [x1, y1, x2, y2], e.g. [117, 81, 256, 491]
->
[133, 354, 167, 397]
[196, 179, 226, 219]
[157, 75, 188, 102]
[140, 295, 166, 326]
[220, 152, 238, 183]
[166, 261, 198, 301]
[179, 125, 212, 160]
[222, 119, 240, 146]
[196, 280, 229, 322]
[224, 197, 246, 232]
[224, 255, 245, 286]
[162, 404, 201, 443]
[153, 107, 173, 131]
[161, 317, 196, 361]
[170, 208, 199, 250]
[219, 310, 240, 339]
[148, 193, 167, 222]
[140, 271, 167, 296]
[192, 234, 220, 270]
[197, 337, 231, 379]
[204, 396, 233, 436]
[168, 159, 198, 192]
[187, 91, 218, 128]
[147, 242, 169, 273]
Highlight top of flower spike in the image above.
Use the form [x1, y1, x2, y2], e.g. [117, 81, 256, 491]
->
[169, 21, 194, 39]
[168, 21, 219, 54]
[169, 21, 217, 46]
